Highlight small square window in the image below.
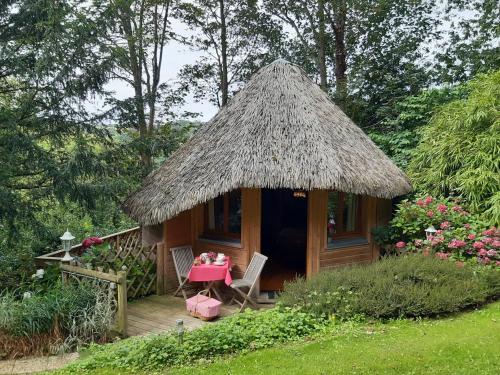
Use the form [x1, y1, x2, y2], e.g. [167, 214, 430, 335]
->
[327, 192, 362, 245]
[204, 190, 241, 240]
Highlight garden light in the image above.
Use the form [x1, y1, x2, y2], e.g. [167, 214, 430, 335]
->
[60, 229, 75, 262]
[176, 319, 185, 344]
[425, 225, 437, 241]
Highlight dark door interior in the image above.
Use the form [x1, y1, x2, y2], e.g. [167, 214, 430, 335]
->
[260, 189, 307, 291]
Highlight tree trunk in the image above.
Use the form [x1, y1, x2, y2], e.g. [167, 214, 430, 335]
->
[118, 7, 152, 170]
[219, 0, 229, 106]
[317, 0, 328, 92]
[333, 3, 347, 104]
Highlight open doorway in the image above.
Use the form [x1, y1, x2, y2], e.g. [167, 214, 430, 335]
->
[260, 189, 307, 294]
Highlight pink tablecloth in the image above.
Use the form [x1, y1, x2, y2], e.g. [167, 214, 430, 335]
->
[188, 257, 233, 286]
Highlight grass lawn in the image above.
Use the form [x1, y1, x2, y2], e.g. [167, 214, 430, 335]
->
[54, 302, 500, 375]
[170, 302, 500, 375]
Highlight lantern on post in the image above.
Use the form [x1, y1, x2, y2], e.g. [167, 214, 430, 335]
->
[425, 225, 437, 241]
[60, 230, 75, 262]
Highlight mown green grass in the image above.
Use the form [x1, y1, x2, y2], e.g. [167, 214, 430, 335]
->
[50, 302, 500, 375]
[170, 302, 500, 375]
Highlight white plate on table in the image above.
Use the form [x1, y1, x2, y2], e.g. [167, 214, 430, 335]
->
[213, 261, 225, 266]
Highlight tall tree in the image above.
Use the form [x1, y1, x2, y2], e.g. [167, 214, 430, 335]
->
[433, 0, 500, 83]
[178, 0, 282, 107]
[0, 0, 120, 240]
[90, 0, 182, 171]
[266, 0, 437, 126]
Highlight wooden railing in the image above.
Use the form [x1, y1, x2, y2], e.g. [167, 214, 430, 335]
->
[36, 227, 160, 299]
[61, 264, 128, 336]
[35, 227, 141, 265]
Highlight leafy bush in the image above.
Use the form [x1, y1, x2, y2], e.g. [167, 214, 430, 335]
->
[0, 282, 114, 358]
[408, 70, 500, 225]
[60, 308, 325, 373]
[376, 196, 499, 268]
[279, 255, 498, 320]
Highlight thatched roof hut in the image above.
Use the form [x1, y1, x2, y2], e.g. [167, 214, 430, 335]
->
[124, 59, 411, 226]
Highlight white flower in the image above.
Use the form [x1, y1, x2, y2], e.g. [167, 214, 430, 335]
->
[35, 269, 45, 279]
[23, 291, 32, 299]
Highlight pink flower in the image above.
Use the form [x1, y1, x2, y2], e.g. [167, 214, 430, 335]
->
[448, 239, 466, 249]
[416, 199, 425, 207]
[482, 228, 496, 236]
[414, 239, 423, 247]
[436, 230, 443, 235]
[435, 252, 449, 260]
[492, 240, 500, 248]
[437, 204, 447, 213]
[452, 205, 463, 212]
[81, 237, 103, 249]
[467, 233, 475, 240]
[440, 221, 450, 230]
[395, 241, 406, 249]
[464, 224, 471, 230]
[424, 196, 433, 205]
[426, 210, 434, 218]
[487, 249, 497, 257]
[473, 241, 484, 249]
[496, 261, 500, 267]
[479, 249, 488, 257]
[483, 237, 493, 245]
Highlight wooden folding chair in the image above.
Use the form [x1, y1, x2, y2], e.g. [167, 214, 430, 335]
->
[230, 252, 268, 312]
[171, 245, 194, 300]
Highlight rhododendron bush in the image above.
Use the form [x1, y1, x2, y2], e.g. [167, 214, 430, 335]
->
[376, 196, 499, 268]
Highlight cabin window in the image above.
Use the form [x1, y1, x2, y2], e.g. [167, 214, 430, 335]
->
[204, 190, 241, 240]
[327, 191, 362, 245]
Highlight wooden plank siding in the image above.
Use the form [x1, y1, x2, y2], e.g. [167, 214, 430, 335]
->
[317, 195, 388, 271]
[159, 188, 392, 293]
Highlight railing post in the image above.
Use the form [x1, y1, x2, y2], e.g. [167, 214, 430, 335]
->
[156, 242, 165, 295]
[116, 270, 128, 337]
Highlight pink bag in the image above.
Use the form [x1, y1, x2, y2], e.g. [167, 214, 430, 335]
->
[186, 290, 222, 321]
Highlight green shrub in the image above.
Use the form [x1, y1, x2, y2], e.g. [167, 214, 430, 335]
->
[61, 308, 325, 373]
[373, 196, 499, 268]
[279, 255, 499, 320]
[0, 282, 114, 357]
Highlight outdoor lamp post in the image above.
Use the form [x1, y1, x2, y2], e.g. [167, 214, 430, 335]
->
[425, 225, 437, 241]
[60, 230, 75, 262]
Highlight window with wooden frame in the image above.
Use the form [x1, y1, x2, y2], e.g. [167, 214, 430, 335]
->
[204, 190, 241, 240]
[327, 191, 362, 245]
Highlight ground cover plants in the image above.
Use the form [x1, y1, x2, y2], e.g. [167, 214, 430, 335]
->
[54, 308, 326, 374]
[169, 302, 500, 375]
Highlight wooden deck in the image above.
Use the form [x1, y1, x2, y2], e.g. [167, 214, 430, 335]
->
[127, 295, 239, 336]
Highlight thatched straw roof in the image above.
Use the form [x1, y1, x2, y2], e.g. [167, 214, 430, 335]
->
[124, 59, 411, 225]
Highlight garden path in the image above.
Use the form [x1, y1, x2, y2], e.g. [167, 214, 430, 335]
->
[0, 353, 78, 374]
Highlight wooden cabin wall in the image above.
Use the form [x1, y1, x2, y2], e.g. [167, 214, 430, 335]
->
[318, 196, 386, 271]
[160, 210, 192, 293]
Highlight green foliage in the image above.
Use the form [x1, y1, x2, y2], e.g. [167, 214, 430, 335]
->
[169, 303, 500, 375]
[60, 308, 325, 373]
[369, 85, 467, 169]
[279, 255, 498, 320]
[0, 282, 113, 340]
[408, 70, 500, 225]
[379, 196, 500, 268]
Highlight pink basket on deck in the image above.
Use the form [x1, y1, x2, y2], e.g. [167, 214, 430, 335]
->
[186, 290, 222, 321]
